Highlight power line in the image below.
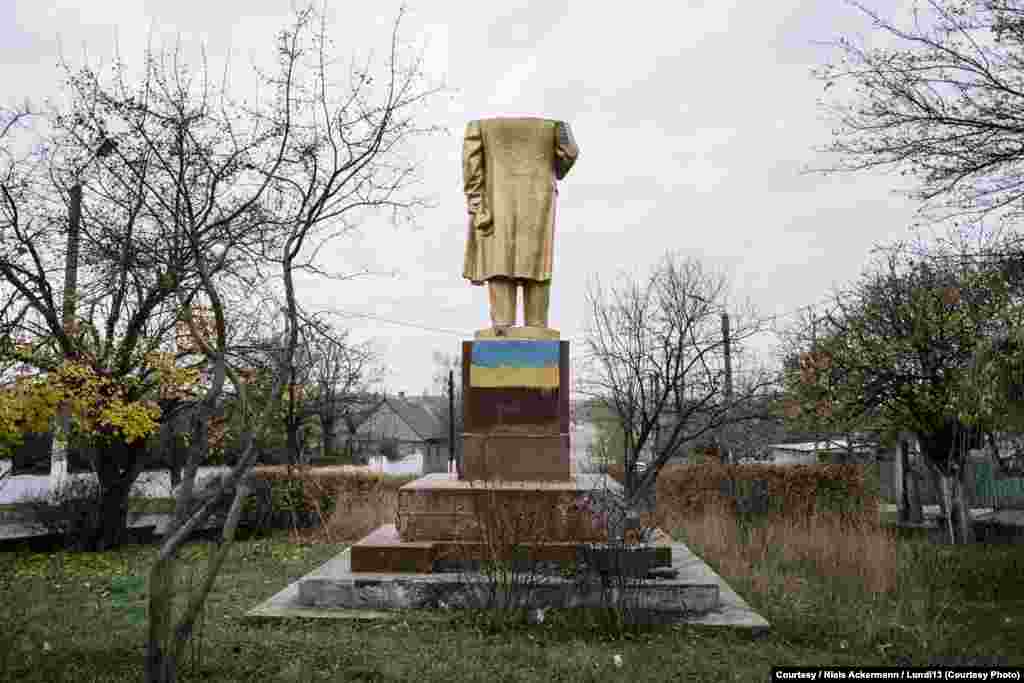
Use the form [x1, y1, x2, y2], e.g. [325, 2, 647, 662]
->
[327, 269, 954, 349]
[333, 310, 472, 337]
[571, 291, 857, 344]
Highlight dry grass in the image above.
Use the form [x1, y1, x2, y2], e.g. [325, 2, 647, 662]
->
[670, 503, 899, 597]
[665, 500, 1024, 661]
[279, 468, 411, 544]
[317, 486, 398, 542]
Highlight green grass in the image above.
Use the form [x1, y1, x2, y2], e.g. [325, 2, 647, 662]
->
[1, 509, 1022, 682]
[0, 496, 176, 517]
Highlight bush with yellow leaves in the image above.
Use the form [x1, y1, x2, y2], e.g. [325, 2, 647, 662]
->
[0, 353, 200, 457]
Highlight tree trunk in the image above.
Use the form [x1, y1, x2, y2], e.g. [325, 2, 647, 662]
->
[899, 440, 924, 524]
[319, 416, 336, 461]
[84, 444, 143, 551]
[286, 424, 301, 465]
[146, 556, 179, 683]
[96, 476, 131, 551]
[905, 468, 924, 525]
[145, 474, 252, 683]
[926, 461, 948, 520]
[949, 470, 975, 544]
[159, 421, 184, 492]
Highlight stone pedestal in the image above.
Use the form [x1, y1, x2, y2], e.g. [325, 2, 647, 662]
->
[460, 338, 570, 481]
[335, 334, 670, 580]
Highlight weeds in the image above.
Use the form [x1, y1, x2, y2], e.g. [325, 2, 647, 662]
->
[438, 475, 674, 637]
[671, 499, 1021, 658]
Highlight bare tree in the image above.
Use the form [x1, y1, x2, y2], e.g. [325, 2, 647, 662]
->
[143, 5, 443, 681]
[236, 0, 441, 461]
[578, 251, 780, 520]
[809, 0, 1024, 228]
[238, 317, 381, 464]
[307, 322, 380, 462]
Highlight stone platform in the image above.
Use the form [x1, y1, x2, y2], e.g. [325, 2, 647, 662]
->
[246, 536, 772, 633]
[296, 532, 721, 617]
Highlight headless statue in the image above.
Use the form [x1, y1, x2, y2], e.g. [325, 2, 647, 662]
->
[462, 117, 579, 336]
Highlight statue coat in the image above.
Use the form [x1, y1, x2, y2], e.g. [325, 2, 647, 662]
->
[462, 117, 579, 285]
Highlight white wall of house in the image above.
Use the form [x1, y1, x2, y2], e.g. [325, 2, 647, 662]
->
[769, 449, 819, 465]
[366, 452, 424, 475]
[767, 439, 877, 466]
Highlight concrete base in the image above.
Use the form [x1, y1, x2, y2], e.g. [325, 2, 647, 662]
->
[300, 536, 717, 616]
[350, 524, 673, 574]
[246, 537, 771, 633]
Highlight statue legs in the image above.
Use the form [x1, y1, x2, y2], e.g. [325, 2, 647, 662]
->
[488, 277, 517, 328]
[523, 280, 549, 327]
[487, 277, 550, 329]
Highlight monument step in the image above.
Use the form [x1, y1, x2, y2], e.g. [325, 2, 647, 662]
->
[301, 526, 719, 617]
[350, 524, 672, 574]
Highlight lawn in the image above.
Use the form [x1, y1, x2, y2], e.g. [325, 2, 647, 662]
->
[0, 502, 1022, 682]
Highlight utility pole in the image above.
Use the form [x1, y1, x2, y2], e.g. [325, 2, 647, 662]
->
[52, 183, 84, 480]
[53, 138, 116, 479]
[647, 373, 659, 473]
[721, 312, 733, 464]
[448, 369, 457, 477]
[810, 313, 822, 453]
[63, 137, 117, 340]
[63, 185, 82, 337]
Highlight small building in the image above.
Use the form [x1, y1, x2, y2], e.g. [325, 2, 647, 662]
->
[337, 392, 450, 475]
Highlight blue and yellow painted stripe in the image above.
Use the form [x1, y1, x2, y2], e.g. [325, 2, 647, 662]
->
[469, 340, 560, 388]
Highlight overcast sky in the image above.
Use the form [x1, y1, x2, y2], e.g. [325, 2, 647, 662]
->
[5, 0, 938, 398]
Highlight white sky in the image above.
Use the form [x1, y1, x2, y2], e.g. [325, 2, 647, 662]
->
[4, 0, 937, 398]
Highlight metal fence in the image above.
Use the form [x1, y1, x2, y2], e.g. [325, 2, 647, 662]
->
[969, 460, 1024, 509]
[876, 457, 1024, 510]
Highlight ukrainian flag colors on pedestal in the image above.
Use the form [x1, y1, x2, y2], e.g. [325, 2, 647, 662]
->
[469, 340, 560, 389]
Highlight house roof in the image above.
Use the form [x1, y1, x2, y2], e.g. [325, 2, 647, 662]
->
[391, 396, 446, 441]
[408, 395, 448, 422]
[349, 399, 384, 426]
[349, 394, 446, 441]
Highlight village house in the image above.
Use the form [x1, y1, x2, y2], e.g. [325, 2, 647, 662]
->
[336, 391, 451, 475]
